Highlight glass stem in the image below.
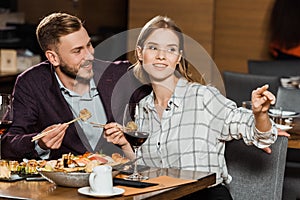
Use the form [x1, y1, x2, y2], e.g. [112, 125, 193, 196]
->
[133, 147, 138, 175]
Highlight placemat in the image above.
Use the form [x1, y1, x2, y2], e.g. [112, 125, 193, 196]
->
[116, 175, 196, 196]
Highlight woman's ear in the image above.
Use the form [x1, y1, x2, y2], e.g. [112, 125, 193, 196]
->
[136, 46, 143, 61]
[45, 50, 60, 67]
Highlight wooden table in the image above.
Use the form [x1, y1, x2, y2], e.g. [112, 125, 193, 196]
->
[0, 168, 216, 200]
[287, 117, 300, 149]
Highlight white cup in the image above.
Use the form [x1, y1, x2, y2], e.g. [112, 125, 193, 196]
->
[89, 165, 113, 194]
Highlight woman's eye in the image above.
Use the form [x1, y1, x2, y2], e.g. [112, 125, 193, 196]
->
[148, 45, 157, 50]
[167, 48, 178, 54]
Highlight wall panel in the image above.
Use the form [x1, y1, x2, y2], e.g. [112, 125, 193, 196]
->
[128, 0, 214, 55]
[17, 0, 127, 34]
[213, 0, 275, 73]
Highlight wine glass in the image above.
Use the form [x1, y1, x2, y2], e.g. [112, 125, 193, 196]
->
[123, 103, 149, 181]
[0, 93, 13, 160]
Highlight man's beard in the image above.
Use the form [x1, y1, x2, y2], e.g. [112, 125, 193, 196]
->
[59, 61, 94, 84]
[60, 63, 77, 79]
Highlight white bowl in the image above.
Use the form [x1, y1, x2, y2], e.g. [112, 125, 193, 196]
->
[38, 169, 119, 187]
[38, 170, 90, 187]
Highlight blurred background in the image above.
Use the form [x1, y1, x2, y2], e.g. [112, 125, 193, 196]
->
[0, 0, 279, 74]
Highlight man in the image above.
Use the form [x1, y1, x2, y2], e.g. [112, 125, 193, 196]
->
[2, 12, 150, 161]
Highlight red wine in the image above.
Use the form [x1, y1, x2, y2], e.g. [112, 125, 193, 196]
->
[124, 131, 149, 147]
[0, 120, 12, 135]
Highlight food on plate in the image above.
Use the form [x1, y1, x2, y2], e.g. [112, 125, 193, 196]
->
[8, 160, 19, 172]
[0, 152, 129, 179]
[39, 152, 129, 173]
[0, 160, 10, 179]
[112, 153, 130, 164]
[0, 159, 44, 179]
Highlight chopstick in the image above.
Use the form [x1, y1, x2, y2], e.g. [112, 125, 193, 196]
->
[90, 122, 128, 130]
[31, 129, 54, 142]
[31, 114, 90, 142]
[89, 121, 106, 128]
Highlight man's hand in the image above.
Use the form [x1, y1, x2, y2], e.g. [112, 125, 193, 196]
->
[38, 123, 69, 150]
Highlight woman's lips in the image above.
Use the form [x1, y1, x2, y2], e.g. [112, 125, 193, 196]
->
[153, 63, 168, 70]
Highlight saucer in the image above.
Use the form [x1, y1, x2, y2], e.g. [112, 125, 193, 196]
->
[281, 111, 299, 118]
[268, 110, 299, 118]
[78, 186, 125, 197]
[275, 124, 293, 131]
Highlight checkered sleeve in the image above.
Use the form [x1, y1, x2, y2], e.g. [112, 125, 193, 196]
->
[203, 86, 277, 147]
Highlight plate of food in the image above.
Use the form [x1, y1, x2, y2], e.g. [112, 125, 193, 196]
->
[0, 174, 25, 182]
[0, 152, 129, 187]
[37, 152, 129, 187]
[0, 159, 43, 182]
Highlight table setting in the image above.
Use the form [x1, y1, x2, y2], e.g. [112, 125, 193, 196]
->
[268, 106, 299, 131]
[267, 106, 300, 149]
[0, 100, 216, 199]
[241, 101, 298, 131]
[0, 105, 216, 199]
[280, 76, 300, 89]
[0, 148, 215, 198]
[0, 158, 216, 199]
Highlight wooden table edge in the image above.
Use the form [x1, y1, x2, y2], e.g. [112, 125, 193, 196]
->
[140, 172, 216, 200]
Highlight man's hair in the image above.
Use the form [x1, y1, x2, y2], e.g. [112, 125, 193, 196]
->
[36, 12, 82, 51]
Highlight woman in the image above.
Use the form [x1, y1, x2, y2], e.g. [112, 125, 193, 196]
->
[105, 16, 278, 199]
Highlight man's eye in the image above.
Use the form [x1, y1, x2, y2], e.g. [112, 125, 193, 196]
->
[73, 49, 81, 53]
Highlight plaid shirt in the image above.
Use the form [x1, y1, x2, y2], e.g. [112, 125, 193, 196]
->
[138, 78, 277, 185]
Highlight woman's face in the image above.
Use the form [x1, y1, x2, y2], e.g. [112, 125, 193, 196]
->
[138, 28, 181, 82]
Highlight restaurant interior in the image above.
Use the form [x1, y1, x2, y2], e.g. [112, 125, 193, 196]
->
[0, 0, 300, 199]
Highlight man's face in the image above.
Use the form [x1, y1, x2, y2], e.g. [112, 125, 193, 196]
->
[56, 26, 95, 81]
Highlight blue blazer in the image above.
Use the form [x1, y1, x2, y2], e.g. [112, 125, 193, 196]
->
[2, 60, 151, 161]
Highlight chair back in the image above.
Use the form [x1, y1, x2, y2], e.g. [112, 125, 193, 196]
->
[223, 71, 280, 106]
[225, 137, 288, 200]
[248, 60, 300, 77]
[275, 86, 300, 113]
[275, 86, 300, 199]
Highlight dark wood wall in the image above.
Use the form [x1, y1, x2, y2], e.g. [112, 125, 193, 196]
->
[128, 0, 276, 73]
[16, 0, 276, 73]
[17, 0, 127, 35]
